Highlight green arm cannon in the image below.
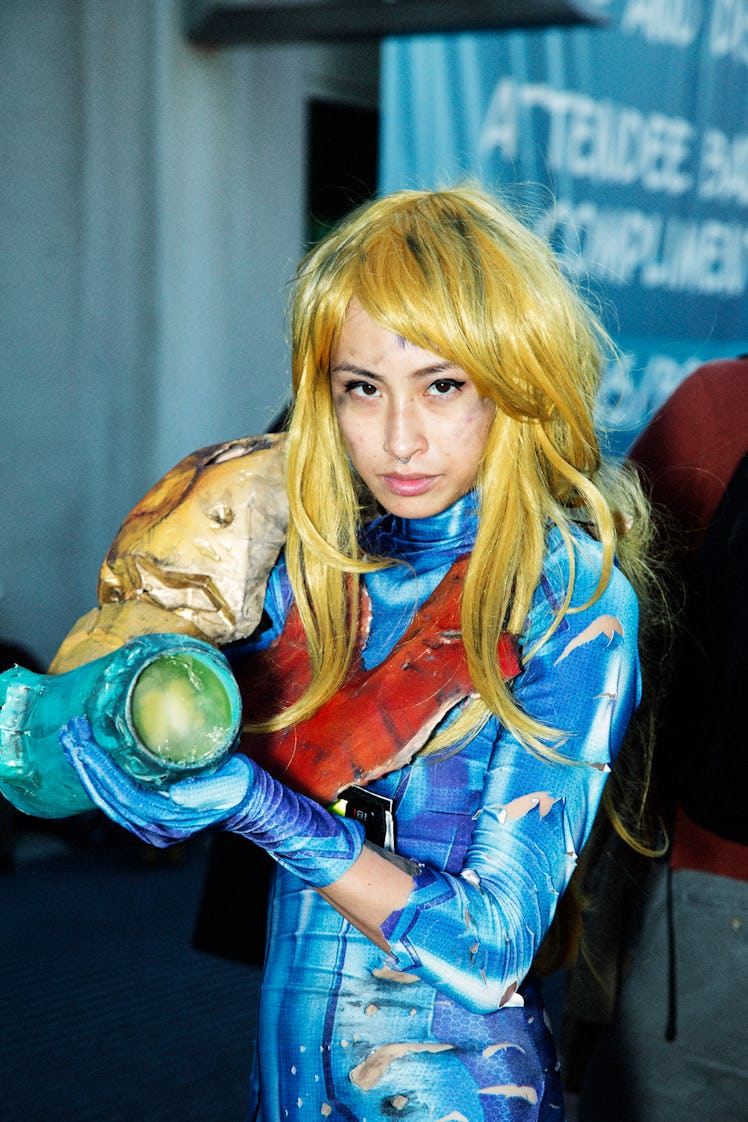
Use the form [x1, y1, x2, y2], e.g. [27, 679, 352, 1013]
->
[0, 634, 242, 818]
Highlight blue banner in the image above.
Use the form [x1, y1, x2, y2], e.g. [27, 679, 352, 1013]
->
[381, 0, 748, 453]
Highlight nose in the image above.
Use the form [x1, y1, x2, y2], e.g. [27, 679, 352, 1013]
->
[383, 398, 426, 464]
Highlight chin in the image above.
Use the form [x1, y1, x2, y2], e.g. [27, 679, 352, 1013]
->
[379, 495, 450, 520]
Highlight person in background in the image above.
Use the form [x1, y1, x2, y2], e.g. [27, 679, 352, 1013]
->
[58, 185, 654, 1121]
[577, 356, 748, 1121]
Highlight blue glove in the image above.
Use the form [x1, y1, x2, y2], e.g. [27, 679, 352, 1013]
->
[60, 717, 364, 887]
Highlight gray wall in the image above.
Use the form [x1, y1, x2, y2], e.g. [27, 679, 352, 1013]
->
[0, 0, 378, 665]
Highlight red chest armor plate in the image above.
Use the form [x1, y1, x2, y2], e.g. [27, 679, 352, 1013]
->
[233, 556, 521, 802]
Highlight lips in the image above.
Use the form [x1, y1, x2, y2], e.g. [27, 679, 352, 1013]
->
[381, 473, 438, 497]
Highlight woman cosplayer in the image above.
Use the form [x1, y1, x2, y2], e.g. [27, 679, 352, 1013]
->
[62, 186, 649, 1120]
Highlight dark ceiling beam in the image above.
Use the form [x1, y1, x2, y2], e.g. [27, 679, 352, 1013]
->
[185, 1, 607, 45]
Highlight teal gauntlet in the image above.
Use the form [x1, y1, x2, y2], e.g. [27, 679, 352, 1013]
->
[0, 634, 242, 818]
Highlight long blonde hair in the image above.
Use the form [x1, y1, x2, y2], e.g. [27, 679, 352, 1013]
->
[261, 183, 653, 770]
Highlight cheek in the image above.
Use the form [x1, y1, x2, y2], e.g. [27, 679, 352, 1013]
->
[452, 401, 494, 445]
[476, 397, 496, 435]
[333, 405, 356, 447]
[337, 418, 375, 469]
[340, 421, 367, 449]
[452, 404, 493, 473]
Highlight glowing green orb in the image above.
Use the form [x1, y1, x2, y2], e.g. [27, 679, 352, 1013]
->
[130, 653, 234, 766]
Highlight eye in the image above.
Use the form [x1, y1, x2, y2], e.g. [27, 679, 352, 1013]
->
[346, 379, 379, 397]
[428, 378, 466, 395]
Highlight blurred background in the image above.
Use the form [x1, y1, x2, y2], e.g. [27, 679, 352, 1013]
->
[1, 3, 746, 1117]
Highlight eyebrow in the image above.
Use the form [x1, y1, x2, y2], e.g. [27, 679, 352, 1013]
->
[331, 360, 461, 379]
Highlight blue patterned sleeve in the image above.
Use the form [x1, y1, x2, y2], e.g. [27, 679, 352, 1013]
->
[381, 529, 642, 1013]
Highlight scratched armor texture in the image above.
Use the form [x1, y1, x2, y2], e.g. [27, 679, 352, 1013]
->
[235, 493, 641, 1121]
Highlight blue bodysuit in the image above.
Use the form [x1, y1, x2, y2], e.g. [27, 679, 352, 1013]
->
[239, 493, 641, 1121]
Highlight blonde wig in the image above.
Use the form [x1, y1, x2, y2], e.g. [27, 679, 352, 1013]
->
[271, 184, 652, 766]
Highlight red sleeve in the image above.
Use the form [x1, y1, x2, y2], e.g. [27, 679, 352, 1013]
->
[629, 358, 748, 543]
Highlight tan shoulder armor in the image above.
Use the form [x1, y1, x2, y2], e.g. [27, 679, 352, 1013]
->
[50, 433, 288, 673]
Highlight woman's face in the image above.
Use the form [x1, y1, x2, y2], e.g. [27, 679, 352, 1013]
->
[331, 300, 495, 519]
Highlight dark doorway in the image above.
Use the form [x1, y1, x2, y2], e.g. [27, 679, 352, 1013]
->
[306, 99, 379, 246]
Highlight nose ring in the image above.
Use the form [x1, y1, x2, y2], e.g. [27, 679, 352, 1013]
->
[395, 455, 412, 465]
